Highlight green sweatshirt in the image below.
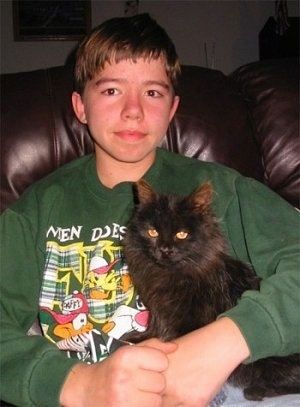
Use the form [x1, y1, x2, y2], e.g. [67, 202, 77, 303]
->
[1, 148, 299, 407]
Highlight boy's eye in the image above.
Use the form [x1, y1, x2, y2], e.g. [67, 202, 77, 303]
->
[145, 90, 162, 98]
[148, 229, 159, 238]
[102, 88, 119, 96]
[175, 231, 188, 240]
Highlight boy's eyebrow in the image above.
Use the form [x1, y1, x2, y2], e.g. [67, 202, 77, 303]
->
[94, 77, 170, 90]
[145, 80, 170, 90]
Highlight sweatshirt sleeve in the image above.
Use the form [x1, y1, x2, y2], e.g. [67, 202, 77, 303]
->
[220, 176, 300, 363]
[0, 207, 79, 407]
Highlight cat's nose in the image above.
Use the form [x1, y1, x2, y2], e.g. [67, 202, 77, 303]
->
[160, 246, 173, 257]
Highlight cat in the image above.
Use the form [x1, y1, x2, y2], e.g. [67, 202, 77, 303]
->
[123, 179, 300, 401]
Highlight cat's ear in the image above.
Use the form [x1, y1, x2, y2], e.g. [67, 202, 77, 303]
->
[189, 182, 213, 212]
[135, 179, 158, 204]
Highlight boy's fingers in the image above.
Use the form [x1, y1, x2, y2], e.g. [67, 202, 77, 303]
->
[139, 338, 178, 354]
[137, 370, 167, 394]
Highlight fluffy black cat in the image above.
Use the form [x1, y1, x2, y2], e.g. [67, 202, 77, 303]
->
[123, 179, 300, 401]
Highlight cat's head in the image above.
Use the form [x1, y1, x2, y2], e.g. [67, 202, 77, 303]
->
[126, 179, 222, 267]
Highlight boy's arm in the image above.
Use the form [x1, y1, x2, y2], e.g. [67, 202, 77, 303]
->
[0, 208, 79, 406]
[223, 177, 300, 360]
[162, 318, 249, 406]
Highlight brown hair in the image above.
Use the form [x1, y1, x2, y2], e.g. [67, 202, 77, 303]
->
[74, 13, 181, 94]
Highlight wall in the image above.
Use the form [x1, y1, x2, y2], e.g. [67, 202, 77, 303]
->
[1, 0, 299, 74]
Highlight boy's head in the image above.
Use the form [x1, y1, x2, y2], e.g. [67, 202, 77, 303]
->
[74, 13, 181, 95]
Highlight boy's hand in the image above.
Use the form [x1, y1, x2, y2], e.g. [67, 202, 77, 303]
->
[162, 318, 250, 406]
[60, 339, 176, 407]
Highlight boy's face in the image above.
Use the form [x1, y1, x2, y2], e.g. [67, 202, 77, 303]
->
[72, 57, 179, 172]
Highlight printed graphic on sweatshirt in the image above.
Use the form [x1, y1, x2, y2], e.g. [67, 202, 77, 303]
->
[39, 228, 148, 362]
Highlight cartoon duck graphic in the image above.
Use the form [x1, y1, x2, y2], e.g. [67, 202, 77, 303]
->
[41, 291, 93, 339]
[85, 255, 131, 300]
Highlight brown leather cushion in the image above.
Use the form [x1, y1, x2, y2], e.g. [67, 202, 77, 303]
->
[230, 59, 299, 207]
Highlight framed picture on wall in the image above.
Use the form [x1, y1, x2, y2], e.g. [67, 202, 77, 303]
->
[13, 1, 91, 41]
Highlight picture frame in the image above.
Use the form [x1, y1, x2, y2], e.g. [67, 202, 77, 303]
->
[13, 1, 91, 41]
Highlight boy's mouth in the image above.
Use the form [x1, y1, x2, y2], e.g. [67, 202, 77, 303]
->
[115, 130, 147, 142]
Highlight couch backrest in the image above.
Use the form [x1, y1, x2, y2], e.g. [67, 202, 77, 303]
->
[230, 58, 299, 208]
[1, 59, 299, 211]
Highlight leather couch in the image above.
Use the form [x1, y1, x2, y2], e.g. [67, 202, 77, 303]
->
[0, 58, 299, 406]
[1, 58, 299, 213]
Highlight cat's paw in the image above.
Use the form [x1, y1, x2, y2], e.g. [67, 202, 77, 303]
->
[243, 385, 281, 401]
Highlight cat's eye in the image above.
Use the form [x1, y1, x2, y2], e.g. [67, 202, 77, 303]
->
[148, 229, 159, 238]
[176, 231, 188, 240]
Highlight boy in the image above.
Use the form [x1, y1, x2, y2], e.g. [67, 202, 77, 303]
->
[1, 13, 299, 407]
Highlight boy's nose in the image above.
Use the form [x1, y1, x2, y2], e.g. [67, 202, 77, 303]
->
[121, 94, 144, 121]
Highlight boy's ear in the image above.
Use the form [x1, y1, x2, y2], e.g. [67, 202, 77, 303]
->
[72, 91, 87, 124]
[169, 95, 180, 122]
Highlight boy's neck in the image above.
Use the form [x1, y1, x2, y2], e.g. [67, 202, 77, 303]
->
[95, 150, 157, 189]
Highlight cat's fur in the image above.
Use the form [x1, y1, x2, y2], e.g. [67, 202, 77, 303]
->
[123, 179, 300, 401]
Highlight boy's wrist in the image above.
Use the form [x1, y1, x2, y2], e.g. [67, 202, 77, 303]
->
[60, 363, 87, 407]
[215, 317, 250, 366]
